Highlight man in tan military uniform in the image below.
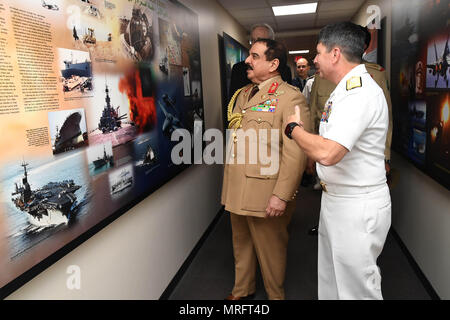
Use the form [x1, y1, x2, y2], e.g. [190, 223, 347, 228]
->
[222, 39, 310, 300]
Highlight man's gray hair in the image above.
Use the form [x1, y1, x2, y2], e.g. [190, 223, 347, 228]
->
[250, 23, 275, 40]
[317, 22, 365, 63]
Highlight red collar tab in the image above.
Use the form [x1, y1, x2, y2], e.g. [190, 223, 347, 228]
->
[268, 82, 279, 94]
[245, 86, 251, 93]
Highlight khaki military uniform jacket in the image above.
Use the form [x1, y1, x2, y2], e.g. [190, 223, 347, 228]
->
[309, 62, 393, 160]
[221, 75, 311, 218]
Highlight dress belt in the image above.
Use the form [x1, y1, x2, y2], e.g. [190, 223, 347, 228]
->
[320, 181, 385, 195]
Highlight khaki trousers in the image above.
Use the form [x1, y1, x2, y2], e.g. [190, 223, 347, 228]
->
[230, 204, 294, 300]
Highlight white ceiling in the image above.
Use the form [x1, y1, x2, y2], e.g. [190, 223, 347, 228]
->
[218, 0, 366, 32]
[217, 0, 367, 61]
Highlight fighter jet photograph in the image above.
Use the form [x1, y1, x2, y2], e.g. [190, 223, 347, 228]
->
[426, 34, 449, 88]
[158, 94, 183, 137]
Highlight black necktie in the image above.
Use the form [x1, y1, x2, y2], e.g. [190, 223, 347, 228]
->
[248, 86, 259, 101]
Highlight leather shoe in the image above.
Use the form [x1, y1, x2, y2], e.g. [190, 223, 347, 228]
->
[308, 225, 318, 236]
[225, 293, 255, 300]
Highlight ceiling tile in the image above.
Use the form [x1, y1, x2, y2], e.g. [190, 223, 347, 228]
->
[317, 0, 365, 12]
[231, 8, 275, 19]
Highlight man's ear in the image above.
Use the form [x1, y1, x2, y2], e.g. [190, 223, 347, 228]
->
[331, 47, 341, 64]
[270, 58, 280, 72]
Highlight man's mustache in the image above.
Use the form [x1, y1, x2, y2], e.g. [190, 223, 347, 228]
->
[246, 64, 253, 70]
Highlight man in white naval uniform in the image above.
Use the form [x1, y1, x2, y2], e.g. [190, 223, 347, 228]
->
[284, 22, 391, 300]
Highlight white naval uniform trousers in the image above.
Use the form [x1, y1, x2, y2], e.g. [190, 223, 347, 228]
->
[318, 184, 391, 300]
[316, 64, 391, 300]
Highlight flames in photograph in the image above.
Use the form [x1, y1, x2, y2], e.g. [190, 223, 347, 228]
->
[119, 69, 156, 133]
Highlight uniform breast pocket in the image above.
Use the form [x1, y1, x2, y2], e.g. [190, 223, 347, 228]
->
[245, 112, 275, 129]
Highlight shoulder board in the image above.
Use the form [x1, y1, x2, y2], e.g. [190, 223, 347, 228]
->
[346, 76, 362, 91]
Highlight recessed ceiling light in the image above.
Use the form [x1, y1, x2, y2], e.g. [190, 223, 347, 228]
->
[272, 2, 318, 16]
[289, 50, 310, 54]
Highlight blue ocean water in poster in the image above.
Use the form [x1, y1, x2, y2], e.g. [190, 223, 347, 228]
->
[1, 151, 91, 259]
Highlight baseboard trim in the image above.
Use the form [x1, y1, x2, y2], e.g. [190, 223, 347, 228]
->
[391, 228, 440, 300]
[159, 207, 225, 300]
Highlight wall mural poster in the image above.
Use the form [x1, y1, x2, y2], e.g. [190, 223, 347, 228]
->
[0, 0, 204, 296]
[222, 32, 249, 101]
[391, 0, 449, 189]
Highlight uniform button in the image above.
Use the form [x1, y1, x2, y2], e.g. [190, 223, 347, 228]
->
[257, 118, 261, 123]
[231, 153, 235, 158]
[242, 110, 246, 114]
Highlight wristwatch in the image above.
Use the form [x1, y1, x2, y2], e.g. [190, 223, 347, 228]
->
[285, 122, 301, 139]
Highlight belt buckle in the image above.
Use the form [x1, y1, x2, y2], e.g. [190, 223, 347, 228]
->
[320, 182, 327, 192]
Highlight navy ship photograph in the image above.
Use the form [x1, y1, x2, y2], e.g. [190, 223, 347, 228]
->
[86, 141, 114, 177]
[93, 145, 114, 169]
[88, 76, 137, 147]
[98, 84, 128, 133]
[136, 144, 157, 169]
[109, 166, 133, 195]
[58, 48, 93, 97]
[11, 160, 81, 227]
[49, 109, 88, 155]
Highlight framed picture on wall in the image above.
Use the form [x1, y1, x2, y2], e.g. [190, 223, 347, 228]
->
[0, 0, 205, 298]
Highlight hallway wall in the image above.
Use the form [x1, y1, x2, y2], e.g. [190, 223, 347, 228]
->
[354, 0, 450, 299]
[6, 0, 246, 299]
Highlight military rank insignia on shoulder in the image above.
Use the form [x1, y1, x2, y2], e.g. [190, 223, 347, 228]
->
[346, 76, 362, 91]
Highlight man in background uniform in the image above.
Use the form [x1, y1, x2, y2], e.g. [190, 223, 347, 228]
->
[286, 22, 391, 300]
[222, 39, 310, 300]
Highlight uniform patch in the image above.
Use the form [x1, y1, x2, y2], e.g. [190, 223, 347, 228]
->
[321, 101, 332, 122]
[250, 98, 278, 112]
[346, 76, 362, 90]
[268, 82, 279, 94]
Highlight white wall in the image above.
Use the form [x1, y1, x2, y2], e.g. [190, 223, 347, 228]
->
[6, 0, 247, 299]
[390, 152, 450, 299]
[354, 0, 450, 299]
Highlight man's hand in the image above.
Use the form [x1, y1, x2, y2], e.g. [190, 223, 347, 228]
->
[286, 105, 302, 126]
[265, 195, 287, 218]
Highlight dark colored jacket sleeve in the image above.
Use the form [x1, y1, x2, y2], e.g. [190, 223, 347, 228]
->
[228, 61, 251, 100]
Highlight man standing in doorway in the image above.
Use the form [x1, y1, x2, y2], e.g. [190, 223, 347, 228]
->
[292, 57, 311, 92]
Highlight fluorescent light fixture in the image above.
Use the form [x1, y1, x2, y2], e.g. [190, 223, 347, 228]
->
[272, 2, 318, 16]
[289, 50, 310, 54]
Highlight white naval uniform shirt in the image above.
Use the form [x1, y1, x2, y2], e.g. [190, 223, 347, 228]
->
[302, 76, 315, 104]
[316, 64, 388, 187]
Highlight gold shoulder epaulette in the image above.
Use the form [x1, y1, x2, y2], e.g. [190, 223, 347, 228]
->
[346, 76, 362, 91]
